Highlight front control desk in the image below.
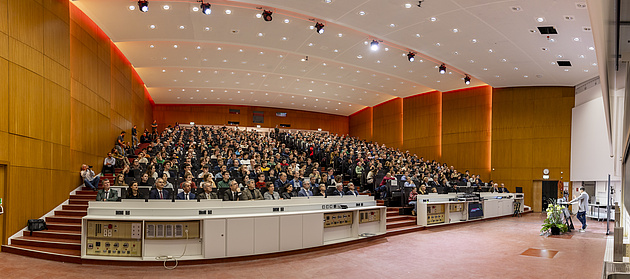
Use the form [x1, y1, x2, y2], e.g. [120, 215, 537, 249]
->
[417, 193, 524, 227]
[81, 196, 386, 261]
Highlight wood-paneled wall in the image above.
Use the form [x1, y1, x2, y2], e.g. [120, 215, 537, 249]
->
[442, 86, 492, 180]
[372, 98, 403, 148]
[349, 108, 373, 142]
[403, 91, 442, 160]
[0, 0, 153, 244]
[491, 87, 574, 209]
[153, 105, 348, 135]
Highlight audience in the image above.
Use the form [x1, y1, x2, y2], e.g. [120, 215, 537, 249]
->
[126, 182, 144, 199]
[96, 179, 117, 201]
[264, 183, 281, 200]
[198, 182, 219, 199]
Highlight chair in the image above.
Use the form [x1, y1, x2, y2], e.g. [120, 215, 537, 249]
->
[512, 199, 522, 217]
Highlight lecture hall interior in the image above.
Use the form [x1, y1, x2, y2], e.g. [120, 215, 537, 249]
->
[0, 0, 629, 278]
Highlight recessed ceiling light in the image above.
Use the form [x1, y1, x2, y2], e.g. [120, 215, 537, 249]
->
[452, 28, 459, 33]
[162, 69, 166, 72]
[416, 34, 421, 38]
[149, 25, 156, 29]
[579, 55, 585, 58]
[358, 11, 366, 15]
[257, 33, 264, 37]
[282, 37, 287, 41]
[549, 38, 556, 42]
[338, 33, 343, 37]
[557, 54, 563, 58]
[128, 5, 136, 11]
[389, 23, 396, 28]
[325, 0, 332, 3]
[163, 5, 170, 10]
[483, 68, 488, 71]
[308, 42, 314, 46]
[430, 17, 437, 22]
[204, 27, 211, 31]
[524, 75, 529, 78]
[592, 63, 597, 66]
[536, 17, 544, 22]
[333, 49, 338, 53]
[514, 67, 519, 70]
[179, 25, 185, 29]
[453, 51, 459, 55]
[255, 13, 262, 18]
[217, 47, 222, 50]
[149, 44, 154, 48]
[564, 69, 569, 72]
[469, 60, 475, 63]
[488, 49, 493, 53]
[573, 37, 580, 41]
[435, 43, 441, 46]
[588, 46, 595, 50]
[173, 44, 178, 48]
[501, 58, 507, 62]
[551, 62, 556, 65]
[584, 69, 589, 72]
[471, 39, 477, 43]
[193, 7, 199, 12]
[225, 9, 232, 14]
[357, 55, 363, 59]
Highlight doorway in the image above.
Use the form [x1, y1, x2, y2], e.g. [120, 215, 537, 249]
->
[541, 180, 559, 210]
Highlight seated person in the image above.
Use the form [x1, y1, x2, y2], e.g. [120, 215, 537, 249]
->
[217, 171, 231, 188]
[126, 182, 144, 199]
[113, 173, 127, 186]
[346, 183, 359, 197]
[102, 152, 116, 174]
[149, 178, 170, 199]
[223, 180, 241, 201]
[490, 183, 500, 193]
[162, 173, 174, 189]
[138, 173, 154, 186]
[332, 183, 345, 197]
[197, 182, 218, 199]
[404, 178, 416, 189]
[96, 179, 118, 201]
[179, 173, 197, 190]
[375, 172, 395, 199]
[448, 184, 459, 193]
[264, 183, 281, 200]
[274, 172, 290, 192]
[314, 184, 327, 197]
[241, 180, 264, 200]
[408, 187, 419, 216]
[499, 183, 510, 193]
[289, 171, 302, 190]
[81, 164, 100, 191]
[431, 187, 438, 193]
[418, 185, 428, 195]
[298, 180, 313, 197]
[255, 173, 267, 189]
[281, 184, 296, 200]
[177, 182, 196, 200]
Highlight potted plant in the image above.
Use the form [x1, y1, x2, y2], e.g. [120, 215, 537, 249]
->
[540, 200, 568, 235]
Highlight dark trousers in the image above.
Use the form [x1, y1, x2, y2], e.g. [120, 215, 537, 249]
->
[576, 211, 586, 229]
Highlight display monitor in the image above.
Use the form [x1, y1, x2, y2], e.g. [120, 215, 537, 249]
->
[468, 202, 483, 219]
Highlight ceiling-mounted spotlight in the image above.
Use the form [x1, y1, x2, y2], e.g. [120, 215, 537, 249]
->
[370, 40, 379, 51]
[200, 2, 211, 15]
[407, 52, 415, 62]
[439, 64, 446, 74]
[301, 56, 309, 62]
[315, 22, 325, 34]
[262, 10, 273, 21]
[417, 1, 424, 7]
[464, 75, 471, 85]
[138, 0, 148, 12]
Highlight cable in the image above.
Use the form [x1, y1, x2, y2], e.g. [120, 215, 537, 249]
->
[155, 229, 189, 270]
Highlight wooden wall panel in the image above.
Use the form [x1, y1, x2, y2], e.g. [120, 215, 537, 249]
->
[153, 105, 349, 135]
[372, 98, 403, 148]
[491, 87, 574, 209]
[0, 1, 154, 243]
[349, 107, 373, 142]
[403, 91, 442, 160]
[442, 86, 492, 179]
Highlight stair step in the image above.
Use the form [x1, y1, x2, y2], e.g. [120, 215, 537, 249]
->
[12, 236, 81, 250]
[62, 204, 88, 211]
[76, 190, 98, 195]
[386, 208, 399, 212]
[45, 222, 82, 232]
[54, 210, 87, 217]
[1, 244, 81, 263]
[386, 215, 415, 222]
[70, 194, 96, 200]
[22, 229, 80, 240]
[386, 219, 417, 230]
[386, 225, 425, 236]
[386, 211, 400, 217]
[69, 199, 90, 205]
[46, 215, 83, 224]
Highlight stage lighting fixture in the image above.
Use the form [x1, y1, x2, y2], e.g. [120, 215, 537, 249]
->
[370, 40, 379, 51]
[315, 22, 325, 34]
[138, 1, 148, 12]
[439, 63, 446, 74]
[407, 52, 415, 62]
[262, 10, 273, 21]
[200, 3, 211, 15]
[464, 75, 471, 85]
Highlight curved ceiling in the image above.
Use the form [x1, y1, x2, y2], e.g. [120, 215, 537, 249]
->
[72, 0, 598, 115]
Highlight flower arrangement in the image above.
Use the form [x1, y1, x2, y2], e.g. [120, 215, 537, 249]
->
[540, 200, 568, 235]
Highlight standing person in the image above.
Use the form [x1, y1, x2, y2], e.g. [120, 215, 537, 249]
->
[131, 125, 138, 148]
[151, 120, 158, 134]
[115, 131, 125, 156]
[408, 187, 418, 216]
[568, 187, 590, 232]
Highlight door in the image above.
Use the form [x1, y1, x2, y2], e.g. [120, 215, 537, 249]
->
[541, 181, 559, 211]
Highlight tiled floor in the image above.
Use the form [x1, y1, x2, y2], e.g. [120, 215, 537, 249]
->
[0, 213, 608, 279]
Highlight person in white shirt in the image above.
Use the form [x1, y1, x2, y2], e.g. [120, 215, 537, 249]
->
[102, 152, 116, 174]
[81, 164, 100, 191]
[568, 187, 590, 232]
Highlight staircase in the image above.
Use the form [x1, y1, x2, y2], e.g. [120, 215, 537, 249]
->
[1, 187, 95, 263]
[380, 200, 425, 236]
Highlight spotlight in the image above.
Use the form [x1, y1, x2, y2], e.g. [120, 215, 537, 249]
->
[262, 10, 273, 21]
[138, 0, 148, 12]
[200, 3, 211, 15]
[315, 22, 325, 34]
[407, 52, 415, 62]
[370, 40, 379, 51]
[464, 75, 471, 85]
[439, 63, 446, 74]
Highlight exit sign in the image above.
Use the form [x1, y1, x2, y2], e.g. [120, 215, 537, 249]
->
[0, 198, 3, 205]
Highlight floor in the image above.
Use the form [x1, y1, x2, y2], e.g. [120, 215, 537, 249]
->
[0, 213, 608, 279]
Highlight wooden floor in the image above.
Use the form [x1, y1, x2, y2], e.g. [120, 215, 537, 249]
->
[0, 213, 607, 278]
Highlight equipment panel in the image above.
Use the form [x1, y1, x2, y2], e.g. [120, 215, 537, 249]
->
[449, 203, 464, 212]
[359, 209, 380, 224]
[324, 212, 353, 228]
[427, 204, 444, 214]
[145, 221, 201, 239]
[86, 221, 143, 257]
[427, 213, 445, 224]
